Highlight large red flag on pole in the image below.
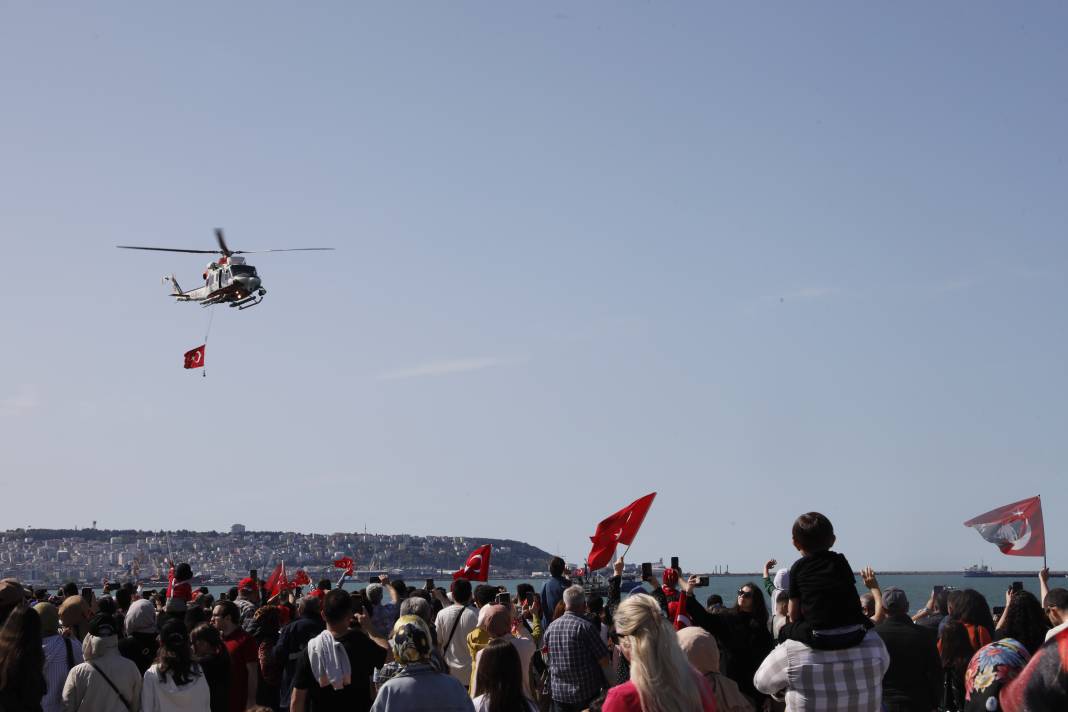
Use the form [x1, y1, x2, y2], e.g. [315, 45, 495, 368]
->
[453, 544, 492, 582]
[586, 492, 657, 570]
[963, 495, 1045, 558]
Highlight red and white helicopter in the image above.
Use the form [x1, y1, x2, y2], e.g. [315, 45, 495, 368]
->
[117, 229, 333, 309]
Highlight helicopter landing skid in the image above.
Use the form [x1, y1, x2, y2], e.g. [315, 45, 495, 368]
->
[231, 293, 265, 310]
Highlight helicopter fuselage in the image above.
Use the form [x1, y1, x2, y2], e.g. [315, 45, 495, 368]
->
[166, 256, 267, 309]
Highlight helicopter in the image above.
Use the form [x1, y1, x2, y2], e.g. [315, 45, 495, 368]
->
[117, 229, 334, 309]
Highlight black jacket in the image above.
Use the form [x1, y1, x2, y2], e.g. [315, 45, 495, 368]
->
[874, 615, 941, 712]
[685, 594, 772, 698]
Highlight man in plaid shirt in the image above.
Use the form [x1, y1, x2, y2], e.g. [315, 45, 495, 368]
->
[543, 585, 614, 712]
[753, 628, 890, 712]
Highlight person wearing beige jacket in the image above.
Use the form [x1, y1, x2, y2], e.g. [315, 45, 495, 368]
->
[62, 614, 142, 712]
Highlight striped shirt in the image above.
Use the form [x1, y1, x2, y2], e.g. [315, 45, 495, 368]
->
[41, 634, 83, 712]
[753, 629, 890, 712]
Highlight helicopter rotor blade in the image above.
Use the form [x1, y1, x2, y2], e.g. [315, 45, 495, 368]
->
[215, 228, 233, 257]
[116, 246, 221, 254]
[231, 248, 336, 254]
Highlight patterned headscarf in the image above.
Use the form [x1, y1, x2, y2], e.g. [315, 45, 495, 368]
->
[965, 638, 1030, 711]
[390, 614, 433, 664]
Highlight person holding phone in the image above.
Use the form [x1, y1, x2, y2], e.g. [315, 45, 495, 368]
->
[995, 585, 1050, 655]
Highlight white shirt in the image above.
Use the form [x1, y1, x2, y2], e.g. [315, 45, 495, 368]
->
[1045, 619, 1068, 642]
[472, 694, 537, 712]
[434, 603, 479, 686]
[141, 663, 211, 712]
[753, 630, 890, 712]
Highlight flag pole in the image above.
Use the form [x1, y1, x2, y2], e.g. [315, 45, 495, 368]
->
[620, 544, 632, 561]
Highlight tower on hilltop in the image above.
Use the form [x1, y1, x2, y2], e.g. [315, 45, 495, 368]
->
[231, 523, 246, 534]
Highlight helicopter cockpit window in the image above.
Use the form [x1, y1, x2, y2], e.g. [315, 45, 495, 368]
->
[230, 265, 257, 276]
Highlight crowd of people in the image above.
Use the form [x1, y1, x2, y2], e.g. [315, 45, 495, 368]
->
[2, 511, 1068, 712]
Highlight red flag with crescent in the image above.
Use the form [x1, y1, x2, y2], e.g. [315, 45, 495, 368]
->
[292, 569, 311, 587]
[265, 562, 291, 597]
[332, 557, 354, 575]
[453, 544, 491, 582]
[183, 345, 205, 369]
[586, 492, 657, 570]
[963, 495, 1045, 557]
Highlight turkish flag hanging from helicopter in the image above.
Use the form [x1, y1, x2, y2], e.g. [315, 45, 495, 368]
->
[183, 345, 205, 369]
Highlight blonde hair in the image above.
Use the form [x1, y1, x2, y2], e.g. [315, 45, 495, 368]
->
[614, 594, 703, 712]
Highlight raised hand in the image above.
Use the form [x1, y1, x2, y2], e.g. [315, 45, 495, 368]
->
[861, 566, 879, 590]
[613, 557, 625, 578]
[763, 559, 777, 577]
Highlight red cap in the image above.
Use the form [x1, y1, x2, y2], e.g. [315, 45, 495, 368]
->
[238, 577, 256, 591]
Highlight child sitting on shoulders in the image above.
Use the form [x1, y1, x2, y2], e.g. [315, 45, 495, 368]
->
[781, 511, 869, 649]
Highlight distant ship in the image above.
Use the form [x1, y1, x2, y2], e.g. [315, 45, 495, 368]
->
[963, 563, 992, 577]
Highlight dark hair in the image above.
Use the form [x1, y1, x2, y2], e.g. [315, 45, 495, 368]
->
[185, 605, 209, 630]
[940, 619, 974, 669]
[62, 582, 79, 598]
[115, 586, 133, 611]
[957, 589, 995, 639]
[390, 580, 407, 600]
[96, 596, 117, 616]
[33, 589, 48, 601]
[214, 600, 240, 625]
[190, 623, 224, 654]
[999, 590, 1050, 655]
[706, 594, 724, 608]
[451, 579, 472, 604]
[175, 563, 193, 581]
[734, 581, 769, 629]
[0, 603, 46, 703]
[549, 557, 566, 578]
[792, 512, 835, 552]
[474, 585, 497, 608]
[588, 596, 604, 616]
[1045, 588, 1068, 611]
[317, 579, 331, 592]
[322, 589, 352, 625]
[474, 638, 527, 711]
[227, 587, 239, 602]
[933, 587, 950, 615]
[157, 620, 198, 686]
[516, 583, 534, 601]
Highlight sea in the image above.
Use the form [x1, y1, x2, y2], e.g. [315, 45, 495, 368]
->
[114, 572, 1055, 614]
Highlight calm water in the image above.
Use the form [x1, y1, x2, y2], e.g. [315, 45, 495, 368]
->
[120, 572, 1057, 615]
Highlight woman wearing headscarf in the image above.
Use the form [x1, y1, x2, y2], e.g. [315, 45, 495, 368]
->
[35, 602, 84, 712]
[373, 597, 447, 692]
[963, 638, 1030, 712]
[369, 615, 474, 712]
[469, 605, 535, 697]
[0, 578, 46, 712]
[603, 594, 716, 712]
[676, 627, 753, 712]
[119, 598, 160, 675]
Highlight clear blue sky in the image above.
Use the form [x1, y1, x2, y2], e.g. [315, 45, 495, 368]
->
[1, 3, 1065, 572]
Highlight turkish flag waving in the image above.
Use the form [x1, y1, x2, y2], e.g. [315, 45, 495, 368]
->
[265, 562, 290, 597]
[292, 569, 311, 587]
[964, 495, 1045, 557]
[183, 345, 205, 369]
[333, 557, 354, 575]
[586, 492, 657, 570]
[453, 544, 492, 582]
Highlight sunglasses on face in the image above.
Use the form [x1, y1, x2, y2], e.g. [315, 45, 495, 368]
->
[737, 590, 753, 598]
